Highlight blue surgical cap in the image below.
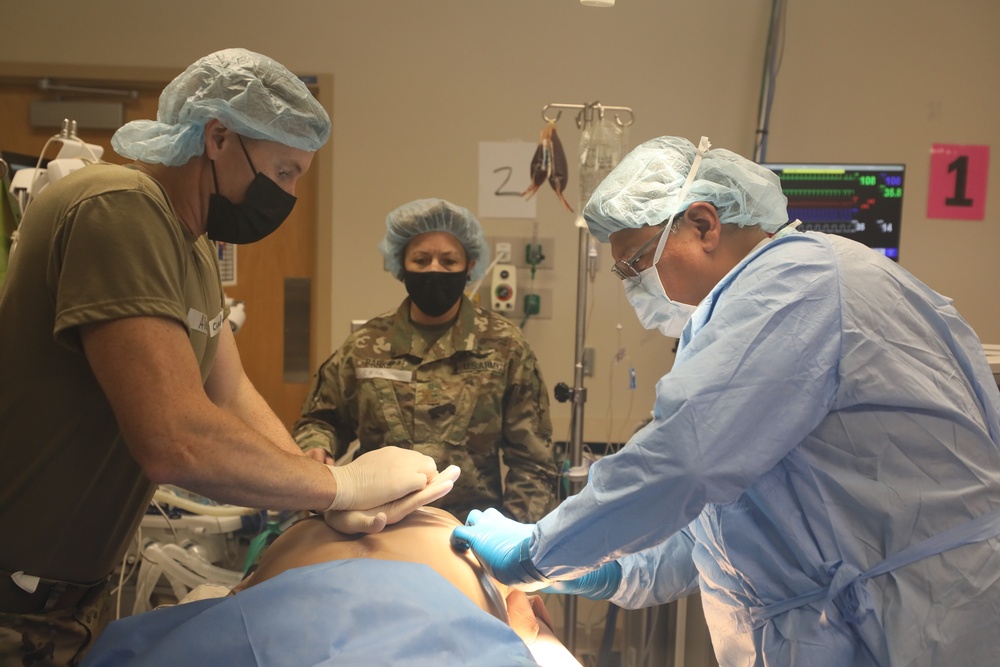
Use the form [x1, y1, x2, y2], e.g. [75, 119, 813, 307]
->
[378, 199, 490, 283]
[584, 136, 788, 242]
[112, 48, 331, 166]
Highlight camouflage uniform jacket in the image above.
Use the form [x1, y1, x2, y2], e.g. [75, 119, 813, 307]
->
[293, 296, 557, 522]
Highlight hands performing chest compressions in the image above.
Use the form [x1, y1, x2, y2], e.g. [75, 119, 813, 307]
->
[0, 47, 468, 666]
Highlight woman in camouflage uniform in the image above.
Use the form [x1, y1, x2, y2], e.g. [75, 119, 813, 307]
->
[294, 199, 559, 523]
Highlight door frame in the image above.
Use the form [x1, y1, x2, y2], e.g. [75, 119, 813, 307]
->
[0, 60, 335, 372]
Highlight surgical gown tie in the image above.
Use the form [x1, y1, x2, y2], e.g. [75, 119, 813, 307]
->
[742, 505, 1000, 630]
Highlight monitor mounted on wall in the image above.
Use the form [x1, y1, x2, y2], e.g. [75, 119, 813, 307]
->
[761, 163, 905, 261]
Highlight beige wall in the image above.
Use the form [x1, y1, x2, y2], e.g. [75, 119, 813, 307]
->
[3, 0, 997, 442]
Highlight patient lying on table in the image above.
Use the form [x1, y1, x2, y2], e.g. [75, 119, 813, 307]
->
[83, 507, 579, 666]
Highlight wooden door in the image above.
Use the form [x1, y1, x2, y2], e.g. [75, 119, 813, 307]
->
[0, 66, 322, 430]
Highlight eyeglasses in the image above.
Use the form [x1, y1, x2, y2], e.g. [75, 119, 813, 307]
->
[611, 221, 671, 283]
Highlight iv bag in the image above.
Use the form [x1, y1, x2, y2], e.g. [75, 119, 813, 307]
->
[579, 115, 628, 210]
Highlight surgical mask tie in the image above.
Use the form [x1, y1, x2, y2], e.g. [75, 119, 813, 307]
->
[623, 136, 710, 338]
[404, 270, 468, 317]
[206, 137, 297, 244]
[649, 136, 712, 267]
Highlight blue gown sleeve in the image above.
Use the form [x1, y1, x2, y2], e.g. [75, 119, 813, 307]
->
[531, 236, 843, 579]
[610, 525, 700, 609]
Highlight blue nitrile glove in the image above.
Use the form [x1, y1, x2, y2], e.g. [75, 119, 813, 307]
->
[450, 508, 551, 590]
[542, 560, 623, 601]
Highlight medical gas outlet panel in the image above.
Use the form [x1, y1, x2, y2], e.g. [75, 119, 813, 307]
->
[481, 240, 553, 320]
[491, 263, 517, 312]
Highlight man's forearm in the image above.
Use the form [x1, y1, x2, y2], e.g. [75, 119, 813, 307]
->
[225, 373, 302, 455]
[151, 407, 336, 511]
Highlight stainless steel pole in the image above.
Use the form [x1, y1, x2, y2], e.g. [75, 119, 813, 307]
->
[562, 223, 591, 654]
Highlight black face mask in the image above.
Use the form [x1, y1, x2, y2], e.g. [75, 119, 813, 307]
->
[206, 137, 297, 244]
[403, 270, 468, 317]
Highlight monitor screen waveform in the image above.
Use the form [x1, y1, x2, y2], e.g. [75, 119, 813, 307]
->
[761, 163, 905, 261]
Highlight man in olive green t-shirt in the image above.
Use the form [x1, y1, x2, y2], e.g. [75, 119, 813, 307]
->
[0, 49, 448, 667]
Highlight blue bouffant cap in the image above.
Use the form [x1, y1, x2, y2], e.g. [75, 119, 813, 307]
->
[112, 48, 330, 166]
[584, 135, 788, 242]
[379, 199, 490, 283]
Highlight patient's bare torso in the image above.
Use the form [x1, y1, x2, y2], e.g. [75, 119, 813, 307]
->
[233, 507, 508, 622]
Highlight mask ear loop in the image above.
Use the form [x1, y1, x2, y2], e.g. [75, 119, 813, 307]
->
[236, 135, 258, 176]
[651, 136, 712, 266]
[209, 160, 221, 194]
[210, 135, 257, 195]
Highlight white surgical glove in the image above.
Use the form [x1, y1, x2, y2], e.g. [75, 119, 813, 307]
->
[324, 465, 461, 534]
[323, 446, 437, 512]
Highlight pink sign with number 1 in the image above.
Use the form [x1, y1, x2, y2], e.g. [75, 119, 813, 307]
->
[926, 143, 990, 220]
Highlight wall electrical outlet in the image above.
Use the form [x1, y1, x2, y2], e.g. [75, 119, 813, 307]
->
[486, 236, 555, 270]
[495, 242, 512, 264]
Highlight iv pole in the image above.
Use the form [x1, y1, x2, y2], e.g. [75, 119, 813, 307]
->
[544, 101, 633, 657]
[753, 0, 786, 163]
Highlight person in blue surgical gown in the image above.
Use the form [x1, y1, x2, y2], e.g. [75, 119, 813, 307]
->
[452, 135, 1000, 667]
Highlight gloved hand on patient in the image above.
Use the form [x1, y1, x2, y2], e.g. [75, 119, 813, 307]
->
[450, 508, 551, 591]
[451, 507, 623, 600]
[324, 446, 437, 510]
[325, 463, 461, 534]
